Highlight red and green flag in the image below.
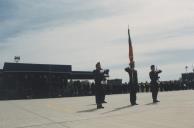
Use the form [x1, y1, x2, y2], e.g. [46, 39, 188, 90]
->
[128, 28, 134, 64]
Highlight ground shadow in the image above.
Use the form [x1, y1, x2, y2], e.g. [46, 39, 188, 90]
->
[102, 105, 133, 114]
[145, 102, 158, 105]
[77, 108, 97, 113]
[86, 103, 96, 106]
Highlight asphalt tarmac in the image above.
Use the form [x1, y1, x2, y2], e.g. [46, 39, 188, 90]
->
[0, 90, 193, 128]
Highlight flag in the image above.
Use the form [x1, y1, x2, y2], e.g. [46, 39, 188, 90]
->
[128, 28, 134, 63]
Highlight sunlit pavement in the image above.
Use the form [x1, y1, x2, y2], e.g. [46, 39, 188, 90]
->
[0, 90, 193, 128]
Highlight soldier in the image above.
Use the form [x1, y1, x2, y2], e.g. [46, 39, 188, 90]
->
[149, 65, 162, 103]
[93, 62, 106, 109]
[125, 61, 138, 105]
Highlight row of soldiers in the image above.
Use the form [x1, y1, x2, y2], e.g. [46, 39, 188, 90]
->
[66, 79, 190, 97]
[93, 62, 162, 109]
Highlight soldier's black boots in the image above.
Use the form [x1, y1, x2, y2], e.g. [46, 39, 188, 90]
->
[97, 104, 104, 109]
[131, 103, 138, 106]
[153, 100, 160, 103]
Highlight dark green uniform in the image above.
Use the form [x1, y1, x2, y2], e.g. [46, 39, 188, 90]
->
[93, 69, 104, 108]
[125, 67, 138, 105]
[149, 70, 162, 102]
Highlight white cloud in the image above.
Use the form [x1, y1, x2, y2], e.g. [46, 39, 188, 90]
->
[1, 0, 194, 82]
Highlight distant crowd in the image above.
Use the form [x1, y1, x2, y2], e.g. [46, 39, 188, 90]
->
[62, 80, 194, 97]
[1, 73, 194, 100]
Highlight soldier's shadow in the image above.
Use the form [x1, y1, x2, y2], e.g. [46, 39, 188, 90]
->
[102, 105, 133, 114]
[145, 102, 158, 105]
[86, 103, 96, 106]
[77, 108, 97, 113]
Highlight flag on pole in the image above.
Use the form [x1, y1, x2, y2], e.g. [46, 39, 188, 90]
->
[128, 28, 134, 63]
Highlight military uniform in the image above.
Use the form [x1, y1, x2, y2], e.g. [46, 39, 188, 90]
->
[149, 68, 162, 103]
[125, 67, 138, 105]
[93, 69, 105, 108]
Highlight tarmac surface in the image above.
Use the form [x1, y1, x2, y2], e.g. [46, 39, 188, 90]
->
[0, 90, 193, 128]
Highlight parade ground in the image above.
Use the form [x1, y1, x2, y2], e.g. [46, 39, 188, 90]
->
[0, 90, 193, 128]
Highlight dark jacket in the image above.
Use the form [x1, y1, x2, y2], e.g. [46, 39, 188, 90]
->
[125, 67, 138, 85]
[149, 70, 162, 84]
[93, 69, 104, 85]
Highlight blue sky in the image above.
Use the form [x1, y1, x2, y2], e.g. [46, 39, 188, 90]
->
[0, 0, 194, 82]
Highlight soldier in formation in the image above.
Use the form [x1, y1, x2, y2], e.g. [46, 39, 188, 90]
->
[149, 65, 162, 103]
[125, 62, 138, 105]
[93, 62, 107, 109]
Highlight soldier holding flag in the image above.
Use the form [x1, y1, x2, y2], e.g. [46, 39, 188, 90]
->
[125, 28, 138, 105]
[125, 61, 138, 105]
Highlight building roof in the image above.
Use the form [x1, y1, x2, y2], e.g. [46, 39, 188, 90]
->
[3, 62, 72, 73]
[2, 62, 95, 79]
